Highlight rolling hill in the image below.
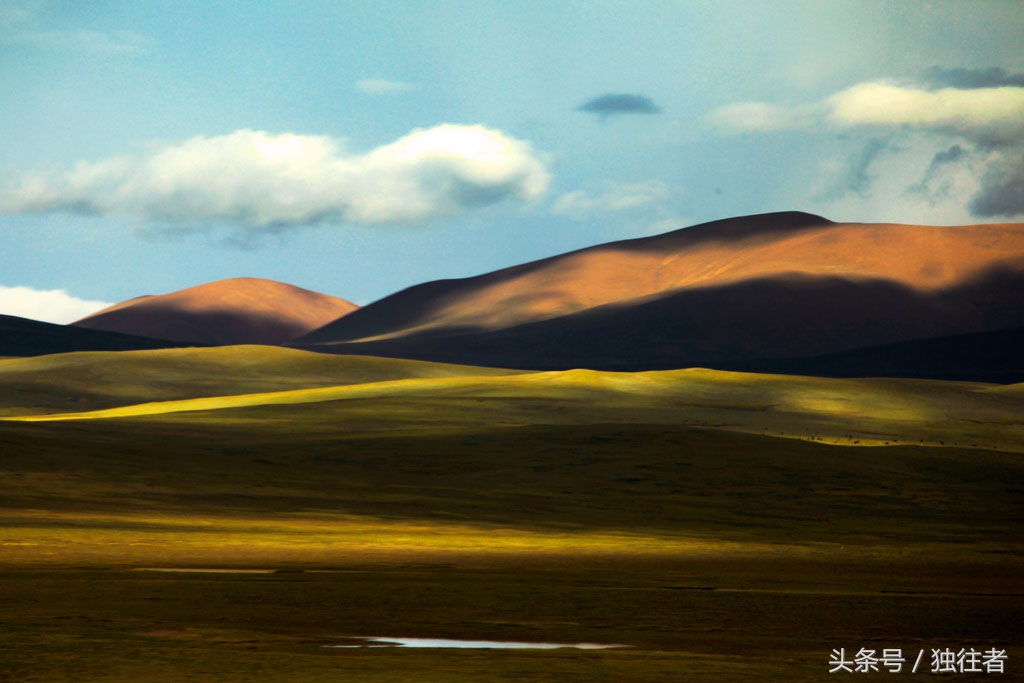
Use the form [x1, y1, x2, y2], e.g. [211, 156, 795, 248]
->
[73, 277, 357, 346]
[297, 212, 1024, 377]
[0, 345, 523, 416]
[0, 313, 193, 357]
[3, 346, 1020, 452]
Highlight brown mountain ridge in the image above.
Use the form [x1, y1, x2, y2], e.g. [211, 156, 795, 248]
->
[301, 211, 1024, 344]
[296, 212, 1024, 377]
[74, 277, 358, 346]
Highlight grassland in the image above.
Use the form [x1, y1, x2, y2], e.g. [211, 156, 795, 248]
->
[0, 347, 1021, 681]
[0, 345, 524, 417]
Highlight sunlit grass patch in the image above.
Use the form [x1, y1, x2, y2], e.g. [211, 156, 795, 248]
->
[0, 346, 525, 417]
[0, 508, 799, 568]
[5, 364, 1021, 451]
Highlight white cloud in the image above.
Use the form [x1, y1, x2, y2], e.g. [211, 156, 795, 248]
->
[0, 286, 112, 324]
[708, 81, 1024, 145]
[709, 78, 1024, 221]
[827, 82, 1024, 146]
[808, 133, 993, 225]
[356, 78, 417, 95]
[552, 180, 668, 219]
[0, 125, 551, 230]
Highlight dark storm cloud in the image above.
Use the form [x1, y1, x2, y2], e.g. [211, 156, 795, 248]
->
[922, 66, 1024, 89]
[970, 153, 1024, 218]
[576, 93, 662, 119]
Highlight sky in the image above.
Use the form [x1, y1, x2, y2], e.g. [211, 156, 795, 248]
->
[2, 0, 1023, 323]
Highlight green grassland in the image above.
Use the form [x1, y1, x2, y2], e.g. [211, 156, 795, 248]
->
[0, 346, 1021, 681]
[0, 345, 525, 417]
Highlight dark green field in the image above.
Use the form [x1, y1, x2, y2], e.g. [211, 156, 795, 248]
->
[1, 348, 1021, 681]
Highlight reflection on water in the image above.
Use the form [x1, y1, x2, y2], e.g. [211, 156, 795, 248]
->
[326, 637, 625, 649]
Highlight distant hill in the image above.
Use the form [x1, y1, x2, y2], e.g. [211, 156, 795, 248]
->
[73, 277, 357, 346]
[0, 313, 192, 357]
[297, 212, 1024, 380]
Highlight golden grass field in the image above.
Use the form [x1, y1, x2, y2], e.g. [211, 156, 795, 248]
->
[1, 346, 1021, 681]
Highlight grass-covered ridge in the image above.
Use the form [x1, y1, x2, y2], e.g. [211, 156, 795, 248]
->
[0, 345, 524, 416]
[4, 348, 1021, 451]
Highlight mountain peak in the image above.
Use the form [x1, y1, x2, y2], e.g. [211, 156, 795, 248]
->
[74, 277, 357, 346]
[632, 211, 833, 249]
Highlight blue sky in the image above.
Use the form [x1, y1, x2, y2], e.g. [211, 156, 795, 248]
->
[2, 0, 1023, 322]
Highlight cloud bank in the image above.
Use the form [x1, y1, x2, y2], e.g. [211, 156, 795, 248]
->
[577, 94, 662, 119]
[0, 286, 112, 324]
[711, 80, 1024, 145]
[0, 125, 551, 230]
[827, 82, 1024, 147]
[709, 75, 1024, 219]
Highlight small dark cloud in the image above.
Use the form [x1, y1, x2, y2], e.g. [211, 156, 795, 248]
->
[821, 137, 890, 201]
[970, 153, 1024, 218]
[576, 93, 662, 120]
[907, 145, 969, 200]
[847, 138, 889, 196]
[932, 144, 966, 165]
[922, 66, 1024, 89]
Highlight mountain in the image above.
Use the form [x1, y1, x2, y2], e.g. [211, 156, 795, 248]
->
[73, 277, 358, 346]
[730, 325, 1024, 384]
[0, 313, 192, 357]
[297, 212, 1024, 379]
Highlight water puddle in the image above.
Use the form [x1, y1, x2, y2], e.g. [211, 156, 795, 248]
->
[326, 637, 625, 650]
[132, 568, 277, 574]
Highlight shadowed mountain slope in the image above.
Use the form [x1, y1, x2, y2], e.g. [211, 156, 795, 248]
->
[74, 277, 357, 346]
[731, 325, 1024, 384]
[296, 268, 1024, 378]
[297, 213, 1024, 379]
[301, 212, 1024, 345]
[0, 314, 192, 357]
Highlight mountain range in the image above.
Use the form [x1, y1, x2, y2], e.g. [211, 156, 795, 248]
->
[5, 211, 1022, 381]
[296, 211, 1024, 380]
